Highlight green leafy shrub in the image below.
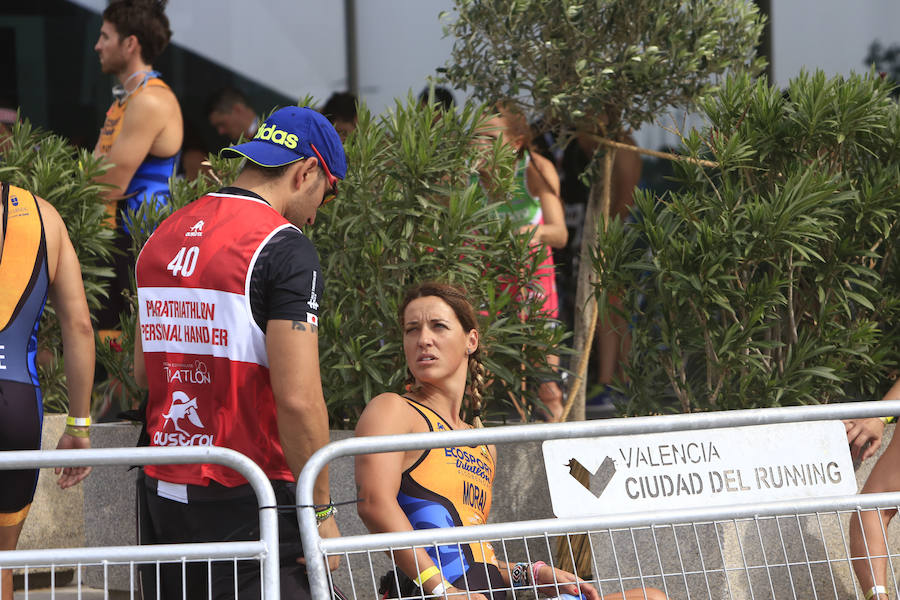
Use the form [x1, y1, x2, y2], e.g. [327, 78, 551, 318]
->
[595, 70, 900, 414]
[313, 98, 564, 426]
[6, 99, 564, 426]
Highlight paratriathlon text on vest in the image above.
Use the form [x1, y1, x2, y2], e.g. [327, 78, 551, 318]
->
[145, 299, 216, 320]
[624, 462, 842, 499]
[141, 323, 229, 345]
[152, 431, 215, 447]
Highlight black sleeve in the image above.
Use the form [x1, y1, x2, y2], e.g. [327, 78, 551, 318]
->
[249, 228, 322, 332]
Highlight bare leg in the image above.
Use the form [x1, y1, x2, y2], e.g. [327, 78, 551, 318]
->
[0, 514, 28, 600]
[850, 431, 900, 599]
[597, 302, 628, 385]
[596, 134, 641, 389]
[537, 354, 564, 421]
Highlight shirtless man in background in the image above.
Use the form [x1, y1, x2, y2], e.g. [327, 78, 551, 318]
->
[93, 0, 183, 335]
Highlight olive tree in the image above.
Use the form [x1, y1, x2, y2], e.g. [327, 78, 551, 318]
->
[443, 0, 765, 418]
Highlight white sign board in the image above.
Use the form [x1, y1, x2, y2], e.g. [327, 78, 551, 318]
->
[542, 421, 856, 518]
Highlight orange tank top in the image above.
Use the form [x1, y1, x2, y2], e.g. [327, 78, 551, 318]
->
[96, 74, 171, 156]
[399, 399, 499, 583]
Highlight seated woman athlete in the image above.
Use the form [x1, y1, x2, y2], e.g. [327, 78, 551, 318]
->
[355, 282, 666, 600]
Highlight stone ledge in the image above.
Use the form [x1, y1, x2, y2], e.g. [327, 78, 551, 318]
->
[13, 419, 900, 597]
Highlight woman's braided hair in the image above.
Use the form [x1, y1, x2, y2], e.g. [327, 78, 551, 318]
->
[400, 282, 486, 428]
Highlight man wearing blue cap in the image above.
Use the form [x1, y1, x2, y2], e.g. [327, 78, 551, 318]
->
[132, 106, 345, 599]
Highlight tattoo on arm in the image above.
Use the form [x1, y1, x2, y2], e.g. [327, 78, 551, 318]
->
[292, 320, 318, 333]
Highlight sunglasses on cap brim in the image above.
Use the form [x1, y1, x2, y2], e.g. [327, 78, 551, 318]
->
[310, 143, 338, 206]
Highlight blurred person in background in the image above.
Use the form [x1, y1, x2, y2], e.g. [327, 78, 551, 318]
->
[206, 86, 259, 143]
[478, 104, 568, 422]
[321, 91, 358, 142]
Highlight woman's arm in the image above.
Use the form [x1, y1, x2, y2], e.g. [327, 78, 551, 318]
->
[355, 394, 467, 595]
[526, 153, 568, 249]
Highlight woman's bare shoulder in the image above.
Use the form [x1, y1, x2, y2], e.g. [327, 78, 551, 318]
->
[356, 392, 419, 436]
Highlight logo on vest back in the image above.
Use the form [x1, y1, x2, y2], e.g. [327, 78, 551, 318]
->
[163, 360, 210, 385]
[152, 390, 214, 447]
[254, 123, 299, 149]
[185, 220, 205, 237]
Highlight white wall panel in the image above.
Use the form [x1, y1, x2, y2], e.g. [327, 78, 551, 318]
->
[69, 0, 346, 103]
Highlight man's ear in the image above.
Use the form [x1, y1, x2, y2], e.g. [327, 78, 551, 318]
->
[292, 158, 318, 190]
[123, 34, 140, 57]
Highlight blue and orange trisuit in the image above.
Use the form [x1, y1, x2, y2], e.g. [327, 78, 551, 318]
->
[0, 183, 49, 525]
[96, 71, 179, 230]
[396, 398, 506, 599]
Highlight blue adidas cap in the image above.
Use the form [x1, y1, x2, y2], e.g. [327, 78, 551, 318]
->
[220, 106, 347, 179]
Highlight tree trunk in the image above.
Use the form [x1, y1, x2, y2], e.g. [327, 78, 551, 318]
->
[567, 149, 615, 421]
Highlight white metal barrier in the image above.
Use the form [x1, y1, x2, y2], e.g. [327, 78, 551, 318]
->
[297, 400, 900, 600]
[0, 446, 280, 599]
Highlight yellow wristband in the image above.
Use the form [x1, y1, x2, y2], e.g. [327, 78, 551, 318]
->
[880, 416, 896, 425]
[66, 416, 91, 427]
[64, 425, 90, 438]
[414, 566, 441, 587]
[866, 585, 886, 600]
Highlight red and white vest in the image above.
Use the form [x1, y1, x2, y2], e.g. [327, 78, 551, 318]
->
[136, 191, 297, 486]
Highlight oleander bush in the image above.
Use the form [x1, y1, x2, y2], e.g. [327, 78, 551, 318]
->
[4, 98, 572, 426]
[594, 70, 900, 414]
[0, 115, 237, 414]
[312, 97, 563, 426]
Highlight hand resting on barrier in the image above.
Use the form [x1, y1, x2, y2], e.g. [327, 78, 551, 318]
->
[844, 378, 900, 462]
[844, 417, 886, 461]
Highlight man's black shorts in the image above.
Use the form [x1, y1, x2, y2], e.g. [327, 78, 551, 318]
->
[140, 475, 309, 600]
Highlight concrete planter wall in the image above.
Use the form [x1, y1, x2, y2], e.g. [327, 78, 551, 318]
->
[15, 417, 900, 597]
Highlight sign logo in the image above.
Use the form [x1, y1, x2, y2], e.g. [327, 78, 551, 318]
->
[566, 456, 616, 498]
[185, 220, 205, 237]
[162, 391, 204, 435]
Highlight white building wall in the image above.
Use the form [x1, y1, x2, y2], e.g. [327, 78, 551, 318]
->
[72, 0, 900, 147]
[355, 0, 461, 115]
[635, 0, 900, 151]
[70, 0, 347, 104]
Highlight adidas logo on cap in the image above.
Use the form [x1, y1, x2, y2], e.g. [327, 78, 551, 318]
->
[254, 124, 299, 149]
